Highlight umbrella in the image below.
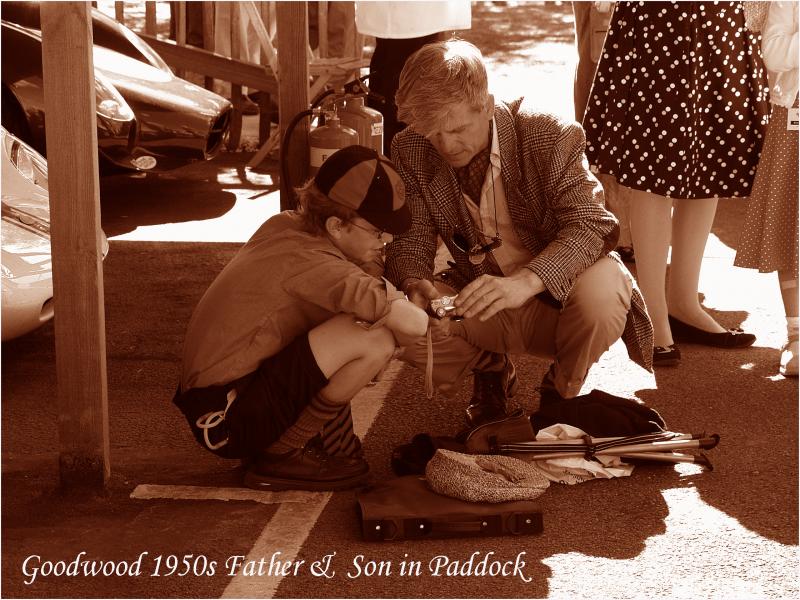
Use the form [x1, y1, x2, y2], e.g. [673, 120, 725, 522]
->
[465, 415, 721, 470]
[498, 431, 720, 470]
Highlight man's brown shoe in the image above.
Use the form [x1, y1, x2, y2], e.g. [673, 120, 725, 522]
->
[244, 436, 369, 491]
[465, 357, 518, 428]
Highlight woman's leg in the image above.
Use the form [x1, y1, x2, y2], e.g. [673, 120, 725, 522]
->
[779, 272, 798, 377]
[779, 271, 799, 319]
[667, 197, 726, 333]
[627, 186, 674, 347]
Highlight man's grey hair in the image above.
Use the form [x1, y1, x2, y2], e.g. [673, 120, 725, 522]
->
[395, 39, 491, 137]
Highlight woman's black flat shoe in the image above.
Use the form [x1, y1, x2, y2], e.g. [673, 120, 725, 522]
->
[668, 315, 756, 348]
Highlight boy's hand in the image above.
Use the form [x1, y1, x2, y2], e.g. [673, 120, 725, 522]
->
[402, 278, 440, 310]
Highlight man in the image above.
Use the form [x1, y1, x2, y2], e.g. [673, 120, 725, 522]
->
[384, 40, 653, 427]
[174, 146, 429, 491]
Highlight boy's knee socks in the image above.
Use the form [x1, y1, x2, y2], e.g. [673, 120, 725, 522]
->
[320, 405, 361, 457]
[268, 392, 346, 453]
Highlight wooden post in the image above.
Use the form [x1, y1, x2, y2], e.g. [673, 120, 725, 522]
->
[174, 1, 186, 78]
[341, 1, 355, 59]
[114, 0, 124, 23]
[276, 1, 309, 210]
[227, 1, 243, 150]
[257, 1, 274, 145]
[40, 1, 110, 489]
[202, 1, 215, 89]
[145, 0, 157, 35]
[318, 1, 328, 58]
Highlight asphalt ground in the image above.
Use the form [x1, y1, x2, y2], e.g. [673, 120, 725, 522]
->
[2, 2, 799, 598]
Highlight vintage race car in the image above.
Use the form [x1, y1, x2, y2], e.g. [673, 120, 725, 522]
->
[1, 127, 109, 341]
[1, 1, 232, 173]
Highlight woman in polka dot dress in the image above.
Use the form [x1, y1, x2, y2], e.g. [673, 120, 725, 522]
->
[583, 1, 770, 366]
[735, 1, 799, 377]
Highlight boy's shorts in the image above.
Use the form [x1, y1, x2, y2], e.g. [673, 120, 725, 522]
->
[173, 334, 329, 459]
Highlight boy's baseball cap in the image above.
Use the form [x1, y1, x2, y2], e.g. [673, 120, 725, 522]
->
[314, 145, 411, 235]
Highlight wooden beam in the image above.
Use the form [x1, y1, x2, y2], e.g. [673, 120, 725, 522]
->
[277, 1, 309, 210]
[139, 34, 278, 94]
[40, 1, 110, 489]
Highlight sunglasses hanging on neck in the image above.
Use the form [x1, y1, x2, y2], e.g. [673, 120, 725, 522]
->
[452, 231, 503, 265]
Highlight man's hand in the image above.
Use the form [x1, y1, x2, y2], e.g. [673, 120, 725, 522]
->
[455, 269, 546, 321]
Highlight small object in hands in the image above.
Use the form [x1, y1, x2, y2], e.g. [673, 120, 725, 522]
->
[429, 295, 460, 319]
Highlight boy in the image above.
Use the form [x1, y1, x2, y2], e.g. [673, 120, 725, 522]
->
[174, 146, 428, 491]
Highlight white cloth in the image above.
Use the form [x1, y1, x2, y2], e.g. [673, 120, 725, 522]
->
[762, 1, 799, 108]
[527, 423, 634, 485]
[354, 0, 471, 38]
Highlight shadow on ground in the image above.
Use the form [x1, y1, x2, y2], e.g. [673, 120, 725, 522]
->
[99, 156, 280, 238]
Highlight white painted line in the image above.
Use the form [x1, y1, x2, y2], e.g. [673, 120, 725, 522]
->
[221, 497, 332, 598]
[130, 484, 328, 505]
[219, 359, 403, 599]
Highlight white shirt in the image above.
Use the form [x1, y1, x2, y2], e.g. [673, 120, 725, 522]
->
[762, 1, 799, 108]
[355, 1, 471, 39]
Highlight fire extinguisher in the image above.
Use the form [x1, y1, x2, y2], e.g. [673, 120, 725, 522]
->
[280, 74, 384, 205]
[338, 96, 383, 154]
[308, 113, 358, 175]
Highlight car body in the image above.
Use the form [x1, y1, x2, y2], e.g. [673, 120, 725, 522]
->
[2, 21, 144, 173]
[1, 1, 232, 173]
[1, 127, 109, 341]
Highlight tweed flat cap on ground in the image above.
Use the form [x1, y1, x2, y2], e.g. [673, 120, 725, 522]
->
[425, 448, 550, 503]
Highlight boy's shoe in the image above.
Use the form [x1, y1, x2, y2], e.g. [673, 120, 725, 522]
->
[780, 339, 799, 377]
[244, 437, 369, 491]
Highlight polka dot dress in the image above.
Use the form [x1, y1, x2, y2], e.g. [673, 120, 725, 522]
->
[583, 1, 770, 199]
[735, 102, 799, 277]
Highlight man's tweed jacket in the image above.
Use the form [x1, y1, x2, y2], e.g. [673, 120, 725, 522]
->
[385, 98, 654, 371]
